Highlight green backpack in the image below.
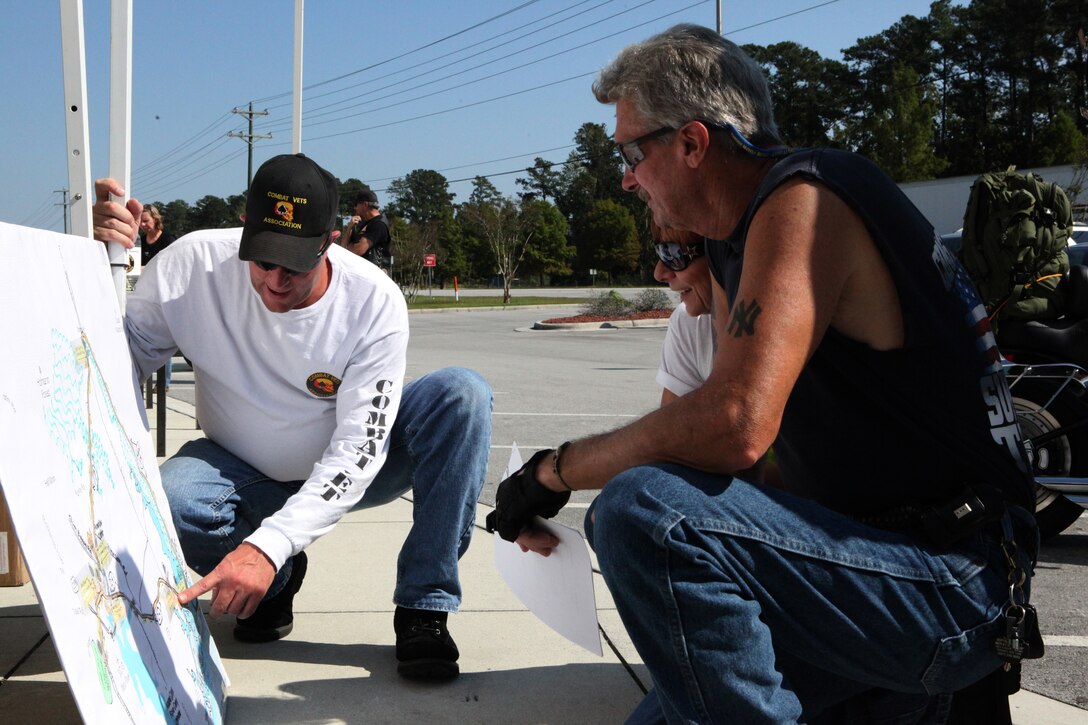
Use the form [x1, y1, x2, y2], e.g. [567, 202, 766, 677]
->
[959, 168, 1071, 322]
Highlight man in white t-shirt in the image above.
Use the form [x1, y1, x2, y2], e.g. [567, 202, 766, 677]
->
[92, 154, 489, 681]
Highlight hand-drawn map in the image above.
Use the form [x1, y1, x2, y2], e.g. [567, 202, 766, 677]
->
[0, 222, 227, 723]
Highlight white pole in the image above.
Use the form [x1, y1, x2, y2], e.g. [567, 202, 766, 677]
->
[108, 0, 133, 309]
[293, 0, 304, 153]
[58, 0, 92, 241]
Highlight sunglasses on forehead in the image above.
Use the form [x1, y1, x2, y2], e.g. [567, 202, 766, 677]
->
[654, 239, 706, 271]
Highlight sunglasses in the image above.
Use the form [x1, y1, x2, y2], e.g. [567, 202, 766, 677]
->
[253, 235, 333, 275]
[615, 126, 676, 170]
[654, 240, 705, 271]
[617, 121, 800, 171]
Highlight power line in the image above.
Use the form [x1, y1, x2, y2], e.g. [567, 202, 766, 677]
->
[261, 0, 620, 115]
[249, 0, 546, 105]
[126, 0, 860, 204]
[16, 192, 60, 228]
[259, 0, 667, 132]
[254, 0, 700, 141]
[305, 71, 596, 143]
[723, 0, 842, 37]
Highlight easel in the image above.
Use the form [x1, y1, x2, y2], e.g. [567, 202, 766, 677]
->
[1, 0, 311, 586]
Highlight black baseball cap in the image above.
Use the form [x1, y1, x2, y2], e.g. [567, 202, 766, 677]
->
[354, 188, 378, 205]
[239, 154, 339, 272]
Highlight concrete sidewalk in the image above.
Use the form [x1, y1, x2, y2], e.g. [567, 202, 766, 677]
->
[0, 399, 1083, 724]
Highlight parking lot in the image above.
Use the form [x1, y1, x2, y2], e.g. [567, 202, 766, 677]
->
[164, 301, 1087, 713]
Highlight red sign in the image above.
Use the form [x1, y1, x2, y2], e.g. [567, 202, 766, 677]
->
[423, 254, 436, 267]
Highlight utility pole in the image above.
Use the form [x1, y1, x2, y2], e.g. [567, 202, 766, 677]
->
[228, 103, 272, 189]
[54, 188, 71, 234]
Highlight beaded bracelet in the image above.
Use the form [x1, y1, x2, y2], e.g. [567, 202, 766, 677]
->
[552, 441, 574, 491]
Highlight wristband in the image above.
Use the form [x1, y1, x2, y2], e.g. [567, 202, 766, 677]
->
[552, 441, 573, 491]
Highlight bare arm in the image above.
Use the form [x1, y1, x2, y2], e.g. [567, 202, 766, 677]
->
[343, 216, 373, 256]
[532, 179, 878, 493]
[660, 387, 680, 407]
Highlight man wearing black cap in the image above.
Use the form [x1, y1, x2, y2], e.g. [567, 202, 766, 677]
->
[343, 187, 391, 272]
[91, 154, 491, 681]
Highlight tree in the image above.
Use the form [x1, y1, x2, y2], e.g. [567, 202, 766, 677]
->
[189, 195, 235, 230]
[519, 199, 573, 285]
[840, 9, 942, 157]
[554, 123, 624, 221]
[515, 158, 562, 202]
[386, 169, 454, 225]
[460, 192, 527, 304]
[386, 170, 457, 285]
[156, 199, 192, 237]
[468, 175, 503, 208]
[389, 216, 428, 302]
[744, 41, 850, 147]
[575, 200, 639, 283]
[338, 177, 370, 215]
[574, 123, 623, 201]
[863, 64, 948, 181]
[1035, 110, 1085, 167]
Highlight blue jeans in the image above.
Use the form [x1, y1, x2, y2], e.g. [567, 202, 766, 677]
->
[586, 465, 1037, 725]
[160, 367, 492, 611]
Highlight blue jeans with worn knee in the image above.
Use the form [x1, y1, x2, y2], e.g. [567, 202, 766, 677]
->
[161, 367, 492, 611]
[586, 464, 1037, 725]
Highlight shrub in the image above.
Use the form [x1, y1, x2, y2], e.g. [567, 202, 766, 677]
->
[631, 288, 673, 312]
[579, 290, 633, 317]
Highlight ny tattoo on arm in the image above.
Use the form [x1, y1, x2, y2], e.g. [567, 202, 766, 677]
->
[727, 297, 762, 338]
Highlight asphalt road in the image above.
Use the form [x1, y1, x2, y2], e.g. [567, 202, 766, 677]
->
[165, 304, 1087, 712]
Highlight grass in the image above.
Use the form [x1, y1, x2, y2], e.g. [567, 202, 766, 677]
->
[406, 295, 587, 310]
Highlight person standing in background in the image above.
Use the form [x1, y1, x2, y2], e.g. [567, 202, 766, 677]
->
[343, 188, 391, 272]
[138, 204, 177, 387]
[139, 204, 175, 267]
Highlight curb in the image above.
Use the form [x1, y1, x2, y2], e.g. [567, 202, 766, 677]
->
[408, 304, 580, 315]
[532, 318, 670, 330]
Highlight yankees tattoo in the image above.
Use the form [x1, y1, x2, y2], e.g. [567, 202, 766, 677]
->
[727, 297, 762, 338]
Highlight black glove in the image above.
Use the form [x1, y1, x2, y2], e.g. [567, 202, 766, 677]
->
[485, 449, 571, 542]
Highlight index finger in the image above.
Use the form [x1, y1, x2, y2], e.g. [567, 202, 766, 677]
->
[178, 571, 219, 605]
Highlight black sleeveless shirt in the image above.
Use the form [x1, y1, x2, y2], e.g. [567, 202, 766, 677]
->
[706, 149, 1033, 516]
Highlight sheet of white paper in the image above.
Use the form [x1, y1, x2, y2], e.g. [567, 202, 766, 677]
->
[0, 223, 228, 723]
[493, 445, 602, 655]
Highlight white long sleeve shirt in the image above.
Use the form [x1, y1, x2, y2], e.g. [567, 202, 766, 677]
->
[125, 229, 408, 569]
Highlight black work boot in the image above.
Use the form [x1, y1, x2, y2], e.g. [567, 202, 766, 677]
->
[234, 551, 308, 643]
[394, 606, 460, 680]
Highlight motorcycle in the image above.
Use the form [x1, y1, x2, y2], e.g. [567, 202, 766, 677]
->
[996, 262, 1088, 539]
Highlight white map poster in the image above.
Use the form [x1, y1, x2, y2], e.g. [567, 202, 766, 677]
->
[0, 222, 227, 723]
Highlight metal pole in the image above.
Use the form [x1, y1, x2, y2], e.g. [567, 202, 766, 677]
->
[247, 102, 254, 185]
[58, 0, 92, 242]
[108, 0, 133, 310]
[717, 0, 722, 34]
[293, 0, 304, 153]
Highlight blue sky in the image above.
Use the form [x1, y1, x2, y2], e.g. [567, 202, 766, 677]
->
[3, 1, 956, 232]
